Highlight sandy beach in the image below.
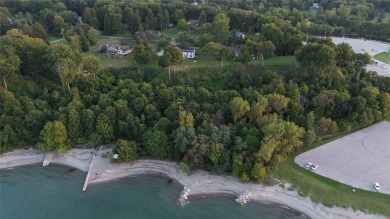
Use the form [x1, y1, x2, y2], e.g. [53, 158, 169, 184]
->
[0, 147, 386, 219]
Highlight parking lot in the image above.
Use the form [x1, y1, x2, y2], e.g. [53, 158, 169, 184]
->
[295, 121, 390, 194]
[331, 37, 390, 77]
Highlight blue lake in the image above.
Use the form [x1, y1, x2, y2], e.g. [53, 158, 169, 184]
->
[0, 164, 308, 219]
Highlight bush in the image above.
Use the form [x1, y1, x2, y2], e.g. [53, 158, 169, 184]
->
[180, 162, 191, 175]
[240, 172, 249, 183]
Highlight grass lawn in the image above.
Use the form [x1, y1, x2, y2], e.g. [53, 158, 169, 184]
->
[162, 27, 179, 38]
[83, 52, 137, 69]
[275, 131, 390, 217]
[161, 56, 296, 73]
[373, 52, 390, 64]
[47, 33, 63, 42]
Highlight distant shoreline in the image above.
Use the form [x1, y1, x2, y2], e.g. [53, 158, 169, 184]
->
[0, 148, 386, 219]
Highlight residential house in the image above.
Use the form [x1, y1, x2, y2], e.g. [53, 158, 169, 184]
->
[235, 31, 245, 40]
[182, 49, 195, 59]
[187, 19, 200, 27]
[312, 3, 320, 9]
[106, 45, 132, 58]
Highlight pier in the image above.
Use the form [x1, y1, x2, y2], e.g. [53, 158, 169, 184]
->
[82, 147, 98, 191]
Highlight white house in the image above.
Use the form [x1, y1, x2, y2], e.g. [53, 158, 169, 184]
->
[182, 49, 195, 59]
[106, 45, 132, 58]
[235, 31, 245, 40]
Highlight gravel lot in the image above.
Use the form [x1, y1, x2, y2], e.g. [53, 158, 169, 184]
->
[331, 37, 390, 77]
[295, 121, 390, 195]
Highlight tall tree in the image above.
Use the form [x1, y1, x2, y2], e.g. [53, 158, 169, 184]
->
[133, 42, 153, 68]
[212, 13, 230, 43]
[56, 58, 78, 92]
[36, 121, 67, 152]
[83, 55, 100, 81]
[230, 97, 250, 122]
[31, 22, 48, 43]
[199, 10, 207, 24]
[113, 139, 137, 163]
[103, 5, 122, 35]
[53, 15, 67, 36]
[158, 45, 183, 79]
[0, 46, 20, 90]
[201, 42, 231, 68]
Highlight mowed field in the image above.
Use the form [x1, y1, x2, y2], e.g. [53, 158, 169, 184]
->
[295, 121, 390, 195]
[374, 52, 390, 64]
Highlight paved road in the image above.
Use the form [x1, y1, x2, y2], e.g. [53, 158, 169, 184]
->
[295, 121, 390, 195]
[332, 37, 390, 77]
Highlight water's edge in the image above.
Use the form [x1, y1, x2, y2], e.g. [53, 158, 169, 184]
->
[0, 164, 308, 219]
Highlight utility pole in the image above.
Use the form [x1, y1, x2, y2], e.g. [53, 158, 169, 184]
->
[261, 53, 264, 66]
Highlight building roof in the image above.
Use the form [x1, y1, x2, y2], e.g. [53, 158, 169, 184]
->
[182, 49, 195, 53]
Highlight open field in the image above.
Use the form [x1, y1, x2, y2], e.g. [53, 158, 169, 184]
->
[275, 124, 390, 217]
[162, 27, 179, 37]
[374, 52, 390, 64]
[168, 56, 296, 72]
[331, 37, 390, 77]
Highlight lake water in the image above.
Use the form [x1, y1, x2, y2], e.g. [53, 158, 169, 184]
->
[0, 164, 308, 219]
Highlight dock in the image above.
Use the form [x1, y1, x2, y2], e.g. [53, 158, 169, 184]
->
[82, 147, 98, 191]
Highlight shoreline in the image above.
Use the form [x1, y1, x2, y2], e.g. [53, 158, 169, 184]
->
[0, 148, 386, 219]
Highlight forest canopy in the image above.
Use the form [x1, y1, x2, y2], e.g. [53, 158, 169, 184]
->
[1, 0, 390, 182]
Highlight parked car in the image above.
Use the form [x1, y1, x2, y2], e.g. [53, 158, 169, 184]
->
[310, 164, 319, 170]
[374, 183, 380, 191]
[305, 162, 312, 169]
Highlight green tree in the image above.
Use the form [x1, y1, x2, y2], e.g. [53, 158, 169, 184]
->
[177, 19, 188, 31]
[258, 121, 304, 163]
[232, 153, 243, 176]
[199, 10, 207, 24]
[173, 126, 196, 158]
[143, 130, 169, 158]
[31, 22, 48, 43]
[212, 13, 230, 43]
[208, 143, 224, 167]
[103, 5, 122, 35]
[83, 55, 100, 81]
[96, 113, 114, 144]
[201, 42, 231, 68]
[67, 108, 81, 142]
[266, 93, 290, 113]
[36, 121, 67, 152]
[159, 46, 183, 79]
[133, 43, 153, 68]
[53, 15, 67, 35]
[0, 47, 20, 90]
[179, 110, 194, 127]
[230, 97, 250, 122]
[315, 117, 338, 136]
[3, 29, 48, 77]
[56, 58, 78, 92]
[250, 163, 267, 182]
[114, 139, 137, 163]
[239, 45, 253, 67]
[174, 9, 184, 23]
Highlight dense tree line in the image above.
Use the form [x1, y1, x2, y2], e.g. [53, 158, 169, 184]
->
[1, 0, 389, 42]
[1, 1, 390, 183]
[1, 31, 390, 182]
